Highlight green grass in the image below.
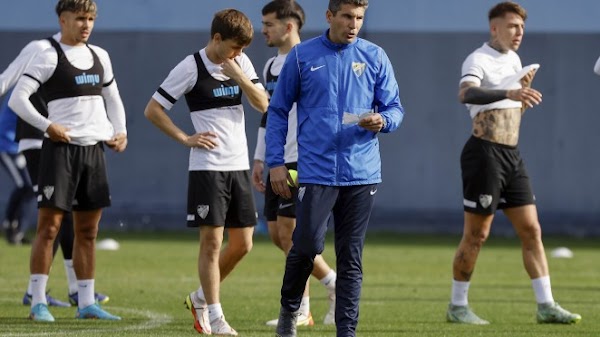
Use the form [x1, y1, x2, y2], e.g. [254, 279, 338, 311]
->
[0, 232, 598, 336]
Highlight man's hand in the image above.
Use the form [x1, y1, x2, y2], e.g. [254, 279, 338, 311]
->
[221, 58, 244, 83]
[358, 113, 385, 132]
[269, 165, 292, 199]
[46, 123, 71, 143]
[507, 86, 542, 108]
[252, 160, 266, 193]
[184, 131, 218, 149]
[105, 133, 128, 152]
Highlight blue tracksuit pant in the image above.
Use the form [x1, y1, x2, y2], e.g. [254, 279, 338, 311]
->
[280, 183, 377, 337]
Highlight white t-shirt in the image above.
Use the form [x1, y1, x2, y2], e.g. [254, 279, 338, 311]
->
[152, 48, 264, 171]
[9, 41, 126, 146]
[460, 43, 524, 118]
[0, 33, 60, 151]
[254, 53, 298, 164]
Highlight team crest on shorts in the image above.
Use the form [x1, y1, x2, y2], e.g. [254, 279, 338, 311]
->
[479, 194, 493, 209]
[298, 187, 306, 202]
[352, 62, 366, 77]
[197, 205, 209, 219]
[43, 186, 54, 200]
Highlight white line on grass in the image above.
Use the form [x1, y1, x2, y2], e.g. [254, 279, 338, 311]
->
[1, 306, 173, 336]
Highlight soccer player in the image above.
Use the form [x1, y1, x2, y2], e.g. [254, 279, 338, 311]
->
[144, 9, 268, 336]
[252, 0, 336, 327]
[9, 0, 127, 321]
[0, 32, 109, 309]
[446, 1, 581, 325]
[265, 1, 404, 336]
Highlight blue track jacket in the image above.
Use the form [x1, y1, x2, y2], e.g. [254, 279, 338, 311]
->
[0, 89, 18, 153]
[265, 30, 404, 186]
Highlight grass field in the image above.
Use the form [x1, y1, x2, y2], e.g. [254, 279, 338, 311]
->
[0, 231, 598, 336]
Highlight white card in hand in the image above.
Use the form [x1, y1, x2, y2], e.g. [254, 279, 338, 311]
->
[342, 111, 376, 125]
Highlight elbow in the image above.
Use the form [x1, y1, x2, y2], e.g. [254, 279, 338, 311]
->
[143, 100, 158, 121]
[458, 91, 467, 104]
[7, 95, 20, 116]
[253, 96, 269, 114]
[258, 101, 269, 114]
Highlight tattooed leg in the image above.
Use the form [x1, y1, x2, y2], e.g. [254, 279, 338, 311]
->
[452, 212, 495, 281]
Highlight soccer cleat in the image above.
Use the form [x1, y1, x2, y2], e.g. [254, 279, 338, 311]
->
[275, 307, 299, 337]
[266, 311, 314, 326]
[76, 303, 121, 320]
[446, 304, 490, 325]
[69, 292, 110, 306]
[210, 315, 238, 336]
[29, 303, 55, 322]
[184, 292, 211, 334]
[323, 292, 336, 325]
[23, 291, 71, 307]
[537, 302, 581, 324]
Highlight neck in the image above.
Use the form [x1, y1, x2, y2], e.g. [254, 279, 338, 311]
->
[60, 35, 85, 47]
[488, 39, 508, 54]
[278, 34, 300, 54]
[205, 43, 222, 64]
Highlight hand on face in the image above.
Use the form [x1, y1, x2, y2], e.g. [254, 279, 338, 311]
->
[221, 58, 244, 82]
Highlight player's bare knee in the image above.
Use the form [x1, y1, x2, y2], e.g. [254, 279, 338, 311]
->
[76, 225, 98, 241]
[465, 231, 489, 247]
[518, 222, 542, 242]
[37, 224, 60, 242]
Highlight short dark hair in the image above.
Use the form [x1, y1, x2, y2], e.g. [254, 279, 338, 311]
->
[55, 0, 97, 16]
[328, 0, 368, 15]
[262, 0, 306, 31]
[488, 1, 527, 21]
[211, 9, 254, 46]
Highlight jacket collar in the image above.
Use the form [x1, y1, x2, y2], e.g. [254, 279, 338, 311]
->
[320, 29, 358, 51]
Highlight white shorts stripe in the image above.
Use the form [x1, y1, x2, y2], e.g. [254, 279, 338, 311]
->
[463, 199, 477, 208]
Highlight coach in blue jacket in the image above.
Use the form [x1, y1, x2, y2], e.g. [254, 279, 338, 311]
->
[265, 1, 404, 336]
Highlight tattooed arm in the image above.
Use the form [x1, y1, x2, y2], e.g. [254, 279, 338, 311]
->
[459, 80, 542, 108]
[459, 81, 508, 104]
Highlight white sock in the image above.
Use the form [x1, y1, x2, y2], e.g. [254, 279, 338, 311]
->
[532, 276, 554, 304]
[64, 260, 78, 294]
[208, 303, 223, 323]
[320, 270, 336, 294]
[27, 279, 33, 295]
[451, 280, 470, 306]
[30, 274, 49, 306]
[299, 296, 310, 316]
[77, 279, 95, 309]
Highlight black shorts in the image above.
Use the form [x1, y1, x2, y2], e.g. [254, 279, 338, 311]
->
[38, 139, 111, 211]
[22, 149, 41, 187]
[187, 170, 257, 228]
[264, 162, 298, 221]
[461, 136, 535, 215]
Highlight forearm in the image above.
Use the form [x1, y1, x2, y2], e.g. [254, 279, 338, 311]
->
[103, 81, 127, 135]
[8, 78, 51, 132]
[238, 77, 268, 113]
[462, 86, 507, 105]
[254, 127, 266, 161]
[144, 99, 188, 145]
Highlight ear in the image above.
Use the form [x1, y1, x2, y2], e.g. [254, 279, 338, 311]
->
[213, 32, 222, 43]
[286, 20, 293, 34]
[326, 10, 333, 24]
